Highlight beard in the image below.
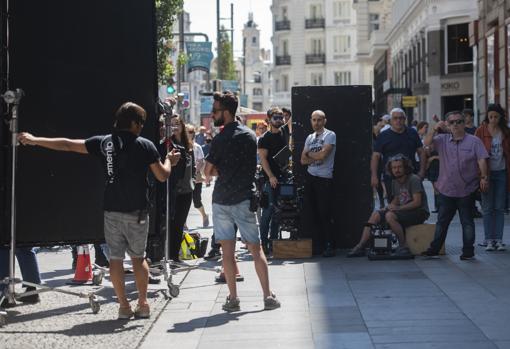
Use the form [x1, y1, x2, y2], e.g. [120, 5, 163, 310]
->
[213, 116, 224, 127]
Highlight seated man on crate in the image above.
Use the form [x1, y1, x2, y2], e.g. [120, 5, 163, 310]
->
[348, 154, 430, 257]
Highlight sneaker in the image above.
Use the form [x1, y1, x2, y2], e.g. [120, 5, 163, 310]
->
[204, 249, 221, 261]
[495, 241, 506, 251]
[485, 241, 495, 251]
[148, 276, 161, 284]
[203, 215, 210, 228]
[323, 246, 336, 258]
[215, 273, 244, 283]
[395, 246, 412, 257]
[134, 304, 150, 318]
[264, 292, 281, 310]
[420, 249, 439, 258]
[460, 252, 475, 260]
[222, 295, 240, 312]
[18, 287, 40, 304]
[347, 246, 365, 258]
[118, 305, 134, 319]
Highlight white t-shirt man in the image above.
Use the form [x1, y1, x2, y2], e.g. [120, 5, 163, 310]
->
[303, 128, 336, 178]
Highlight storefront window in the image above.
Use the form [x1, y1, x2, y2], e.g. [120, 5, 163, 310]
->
[487, 33, 495, 104]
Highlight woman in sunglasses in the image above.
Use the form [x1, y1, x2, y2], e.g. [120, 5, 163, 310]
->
[475, 104, 510, 251]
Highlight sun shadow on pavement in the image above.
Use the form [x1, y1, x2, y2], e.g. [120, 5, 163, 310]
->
[0, 319, 143, 336]
[167, 310, 264, 333]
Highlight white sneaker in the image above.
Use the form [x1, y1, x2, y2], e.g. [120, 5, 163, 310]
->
[485, 241, 495, 251]
[495, 241, 506, 251]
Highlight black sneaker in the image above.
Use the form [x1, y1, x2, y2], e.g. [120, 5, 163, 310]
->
[347, 246, 366, 258]
[322, 247, 336, 258]
[420, 250, 439, 258]
[148, 276, 161, 284]
[204, 249, 221, 261]
[460, 252, 475, 260]
[18, 287, 40, 304]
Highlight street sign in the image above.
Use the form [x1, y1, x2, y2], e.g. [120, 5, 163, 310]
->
[185, 42, 213, 73]
[200, 96, 213, 114]
[402, 96, 417, 108]
[221, 80, 240, 92]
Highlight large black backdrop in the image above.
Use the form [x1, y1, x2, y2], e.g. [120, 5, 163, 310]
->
[291, 86, 373, 248]
[0, 1, 158, 245]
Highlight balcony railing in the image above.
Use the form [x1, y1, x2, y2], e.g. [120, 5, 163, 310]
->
[275, 55, 291, 65]
[305, 18, 325, 29]
[275, 20, 291, 31]
[306, 54, 325, 64]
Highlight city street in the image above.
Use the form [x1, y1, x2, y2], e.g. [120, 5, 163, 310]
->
[1, 182, 510, 349]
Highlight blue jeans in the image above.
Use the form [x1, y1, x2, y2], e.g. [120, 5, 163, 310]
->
[482, 169, 507, 242]
[0, 247, 42, 294]
[429, 193, 476, 255]
[259, 182, 279, 246]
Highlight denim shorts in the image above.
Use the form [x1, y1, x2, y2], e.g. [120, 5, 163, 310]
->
[104, 211, 149, 260]
[212, 200, 260, 244]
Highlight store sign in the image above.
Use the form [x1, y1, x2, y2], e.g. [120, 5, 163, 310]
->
[440, 76, 473, 96]
[402, 96, 418, 108]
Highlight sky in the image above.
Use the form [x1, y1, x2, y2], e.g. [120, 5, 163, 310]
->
[183, 0, 273, 58]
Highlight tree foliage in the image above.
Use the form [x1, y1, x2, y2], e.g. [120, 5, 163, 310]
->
[155, 0, 183, 84]
[218, 26, 236, 80]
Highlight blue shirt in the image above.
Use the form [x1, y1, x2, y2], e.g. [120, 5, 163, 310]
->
[374, 127, 423, 178]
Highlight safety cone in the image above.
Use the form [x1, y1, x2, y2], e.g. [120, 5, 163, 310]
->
[69, 245, 93, 284]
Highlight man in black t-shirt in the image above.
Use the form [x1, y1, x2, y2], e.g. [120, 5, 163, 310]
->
[18, 102, 180, 319]
[258, 106, 287, 253]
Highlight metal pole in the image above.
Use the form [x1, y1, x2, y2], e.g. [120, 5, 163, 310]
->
[8, 103, 17, 297]
[243, 37, 246, 93]
[230, 3, 234, 65]
[177, 7, 184, 93]
[216, 0, 221, 80]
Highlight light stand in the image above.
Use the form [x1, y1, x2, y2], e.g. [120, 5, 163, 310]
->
[0, 90, 101, 327]
[154, 101, 219, 300]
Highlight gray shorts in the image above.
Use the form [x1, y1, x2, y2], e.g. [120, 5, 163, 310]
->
[104, 211, 149, 260]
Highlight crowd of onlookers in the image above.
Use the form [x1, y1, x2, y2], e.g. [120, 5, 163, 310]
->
[351, 105, 509, 259]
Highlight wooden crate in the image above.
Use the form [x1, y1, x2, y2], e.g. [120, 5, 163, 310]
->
[406, 223, 445, 255]
[272, 239, 312, 259]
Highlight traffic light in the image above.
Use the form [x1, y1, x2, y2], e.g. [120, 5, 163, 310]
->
[166, 85, 175, 94]
[166, 77, 176, 95]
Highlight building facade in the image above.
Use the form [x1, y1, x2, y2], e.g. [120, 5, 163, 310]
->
[355, 0, 394, 117]
[382, 0, 478, 122]
[271, 0, 373, 108]
[241, 13, 273, 112]
[474, 0, 510, 119]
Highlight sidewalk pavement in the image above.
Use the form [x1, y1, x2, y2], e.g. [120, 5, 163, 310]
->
[1, 181, 510, 349]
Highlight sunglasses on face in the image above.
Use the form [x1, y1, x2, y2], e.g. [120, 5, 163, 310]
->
[447, 119, 464, 125]
[272, 114, 284, 120]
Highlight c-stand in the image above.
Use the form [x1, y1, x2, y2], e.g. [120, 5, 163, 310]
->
[153, 99, 219, 299]
[0, 90, 101, 327]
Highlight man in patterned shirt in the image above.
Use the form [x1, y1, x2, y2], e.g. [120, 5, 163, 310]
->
[204, 91, 280, 312]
